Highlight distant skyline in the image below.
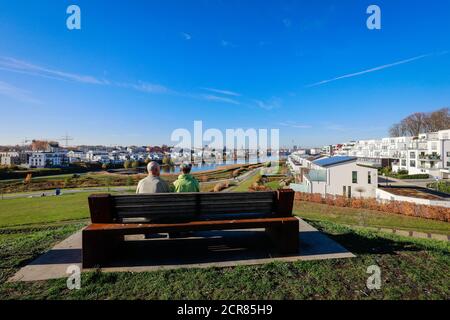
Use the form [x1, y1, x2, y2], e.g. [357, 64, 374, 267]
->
[1, 0, 449, 147]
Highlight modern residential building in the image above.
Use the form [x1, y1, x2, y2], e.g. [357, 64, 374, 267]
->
[28, 152, 69, 168]
[0, 151, 30, 166]
[335, 129, 450, 178]
[289, 155, 378, 198]
[0, 152, 20, 166]
[67, 150, 86, 163]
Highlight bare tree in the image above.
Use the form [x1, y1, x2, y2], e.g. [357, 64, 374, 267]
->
[424, 108, 450, 132]
[389, 123, 406, 137]
[389, 108, 449, 137]
[403, 113, 427, 136]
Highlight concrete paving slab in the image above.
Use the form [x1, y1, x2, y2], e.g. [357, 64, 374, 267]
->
[9, 218, 355, 282]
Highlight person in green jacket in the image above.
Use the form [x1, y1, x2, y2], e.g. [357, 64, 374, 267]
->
[173, 163, 200, 192]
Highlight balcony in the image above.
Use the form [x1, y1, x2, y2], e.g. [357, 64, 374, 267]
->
[409, 142, 428, 150]
[418, 163, 443, 170]
[304, 169, 327, 182]
[418, 154, 441, 161]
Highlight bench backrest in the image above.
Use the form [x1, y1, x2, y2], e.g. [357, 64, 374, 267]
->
[88, 189, 295, 223]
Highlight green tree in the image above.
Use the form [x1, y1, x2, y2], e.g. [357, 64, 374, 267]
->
[131, 160, 140, 169]
[123, 160, 131, 169]
[126, 176, 134, 191]
[105, 176, 112, 192]
[162, 156, 171, 165]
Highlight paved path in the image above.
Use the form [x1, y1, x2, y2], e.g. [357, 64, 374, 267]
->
[1, 186, 133, 200]
[1, 168, 261, 199]
[350, 225, 449, 241]
[9, 218, 355, 282]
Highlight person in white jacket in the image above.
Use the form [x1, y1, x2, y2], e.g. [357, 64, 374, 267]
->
[136, 161, 170, 194]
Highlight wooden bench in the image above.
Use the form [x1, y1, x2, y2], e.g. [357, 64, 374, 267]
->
[82, 189, 299, 268]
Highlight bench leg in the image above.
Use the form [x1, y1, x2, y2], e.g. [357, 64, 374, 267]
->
[82, 230, 123, 269]
[266, 220, 299, 255]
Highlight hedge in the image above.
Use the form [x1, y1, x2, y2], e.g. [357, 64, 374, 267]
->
[294, 192, 450, 222]
[397, 174, 430, 180]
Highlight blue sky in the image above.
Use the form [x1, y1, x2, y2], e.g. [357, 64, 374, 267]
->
[0, 0, 449, 147]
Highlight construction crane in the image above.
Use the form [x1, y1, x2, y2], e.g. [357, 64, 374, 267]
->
[58, 133, 74, 147]
[21, 138, 31, 146]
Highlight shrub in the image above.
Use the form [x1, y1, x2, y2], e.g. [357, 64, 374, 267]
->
[294, 192, 450, 222]
[398, 174, 430, 180]
[213, 182, 228, 192]
[131, 161, 140, 169]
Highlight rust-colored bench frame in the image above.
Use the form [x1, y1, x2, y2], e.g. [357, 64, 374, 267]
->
[82, 189, 299, 268]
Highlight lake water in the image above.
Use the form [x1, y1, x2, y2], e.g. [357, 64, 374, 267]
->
[160, 156, 285, 174]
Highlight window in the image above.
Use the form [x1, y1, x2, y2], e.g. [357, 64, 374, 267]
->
[368, 172, 372, 184]
[410, 160, 416, 167]
[343, 186, 346, 197]
[401, 160, 406, 166]
[348, 186, 352, 198]
[352, 171, 358, 184]
[447, 152, 450, 157]
[410, 152, 416, 158]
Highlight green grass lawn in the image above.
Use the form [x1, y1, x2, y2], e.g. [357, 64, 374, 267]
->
[0, 222, 86, 284]
[0, 189, 449, 299]
[295, 201, 450, 236]
[0, 193, 90, 228]
[232, 173, 261, 192]
[0, 220, 448, 300]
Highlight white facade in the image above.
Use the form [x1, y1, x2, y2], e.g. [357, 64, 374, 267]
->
[305, 159, 378, 198]
[0, 152, 20, 166]
[29, 152, 69, 168]
[376, 188, 450, 208]
[337, 129, 450, 178]
[288, 155, 378, 198]
[67, 150, 86, 163]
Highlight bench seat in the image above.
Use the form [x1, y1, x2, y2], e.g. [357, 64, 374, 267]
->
[82, 189, 299, 268]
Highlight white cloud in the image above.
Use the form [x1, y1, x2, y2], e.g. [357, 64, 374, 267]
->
[254, 97, 282, 110]
[307, 53, 437, 87]
[181, 32, 192, 40]
[200, 87, 241, 97]
[282, 18, 292, 28]
[199, 94, 240, 105]
[0, 81, 41, 104]
[278, 121, 311, 129]
[0, 56, 175, 96]
[221, 40, 237, 48]
[117, 81, 171, 94]
[0, 57, 108, 85]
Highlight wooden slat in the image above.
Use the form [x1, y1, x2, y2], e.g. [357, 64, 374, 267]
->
[115, 200, 273, 211]
[112, 192, 275, 219]
[84, 217, 299, 234]
[113, 191, 274, 204]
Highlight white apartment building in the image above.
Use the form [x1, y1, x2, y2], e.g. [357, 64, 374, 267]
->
[0, 152, 20, 166]
[337, 129, 450, 178]
[86, 150, 109, 162]
[29, 152, 69, 168]
[303, 156, 378, 198]
[288, 155, 378, 198]
[0, 151, 30, 166]
[67, 150, 86, 163]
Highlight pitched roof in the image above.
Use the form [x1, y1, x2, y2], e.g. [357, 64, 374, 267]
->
[313, 156, 357, 168]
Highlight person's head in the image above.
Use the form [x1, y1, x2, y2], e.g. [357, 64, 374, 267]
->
[147, 161, 160, 177]
[180, 163, 192, 174]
